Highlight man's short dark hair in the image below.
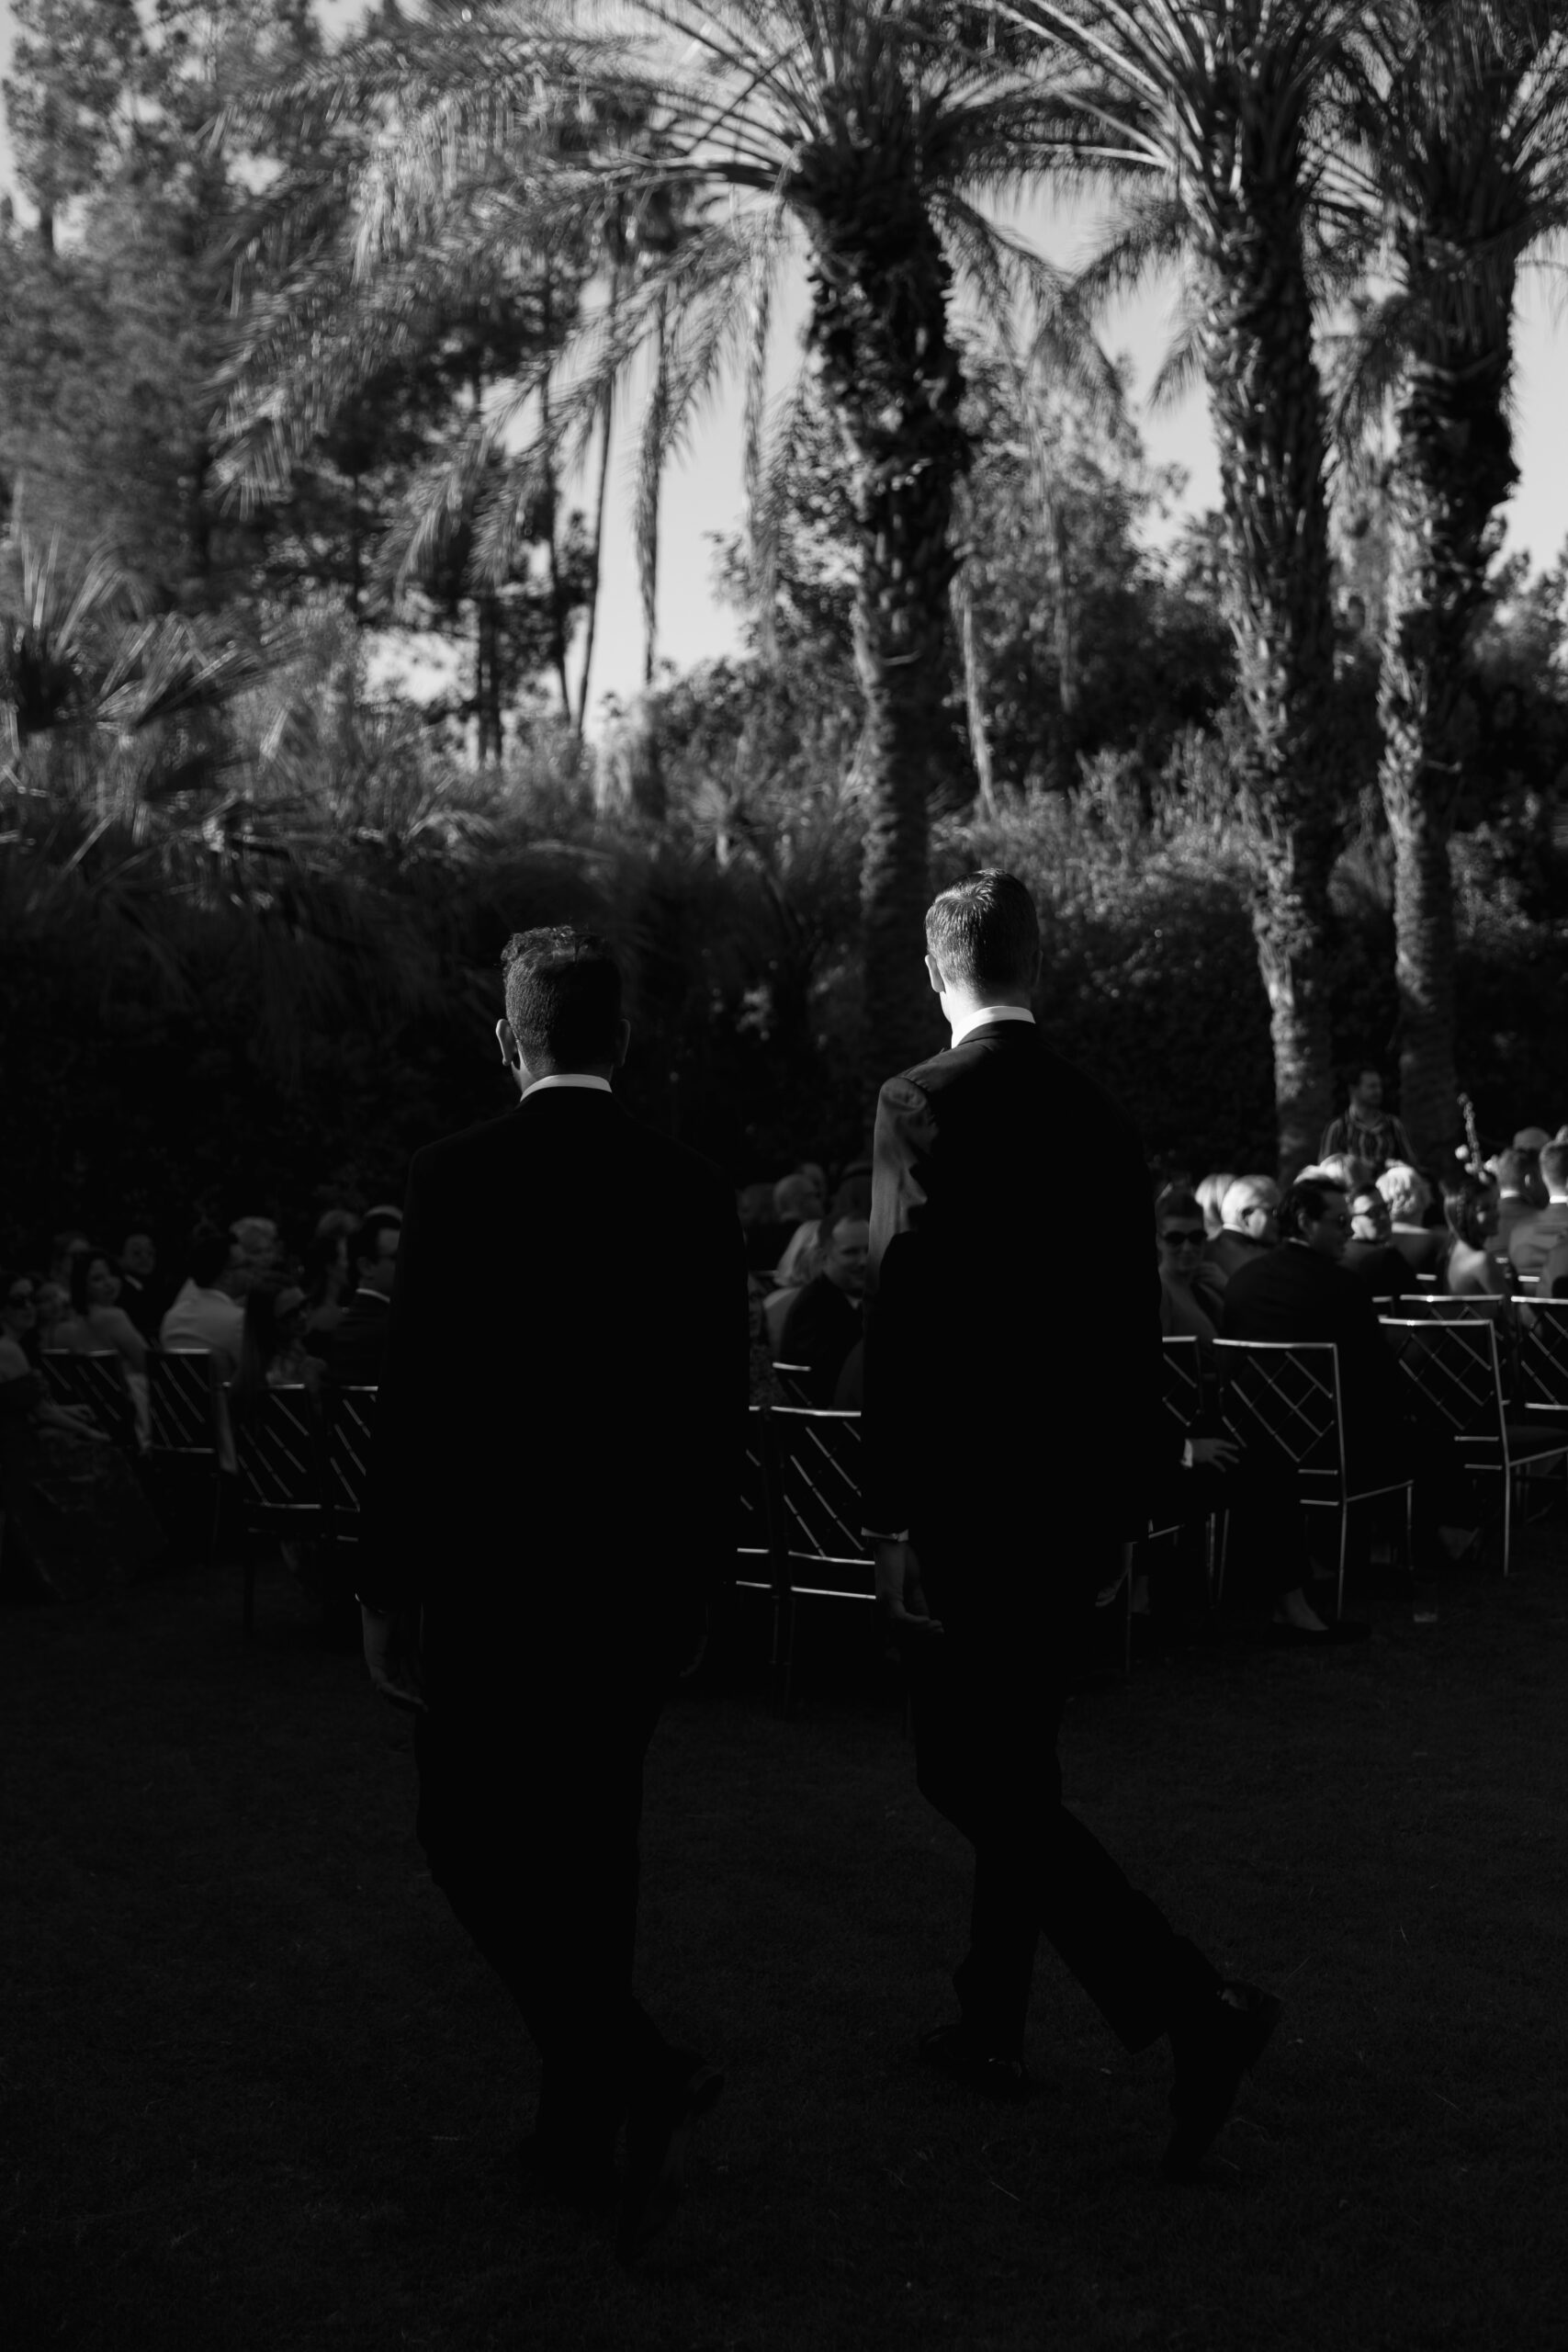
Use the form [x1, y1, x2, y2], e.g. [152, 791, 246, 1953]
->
[1542, 1141, 1568, 1193]
[187, 1229, 234, 1289]
[925, 871, 1040, 994]
[1279, 1179, 1346, 1241]
[353, 1212, 402, 1275]
[501, 927, 624, 1068]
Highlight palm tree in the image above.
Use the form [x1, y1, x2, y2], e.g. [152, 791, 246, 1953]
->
[1009, 0, 1364, 1173]
[218, 1, 1085, 1085]
[1335, 0, 1568, 1161]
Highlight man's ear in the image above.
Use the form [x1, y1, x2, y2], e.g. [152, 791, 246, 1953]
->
[613, 1016, 632, 1070]
[496, 1017, 520, 1069]
[925, 952, 945, 997]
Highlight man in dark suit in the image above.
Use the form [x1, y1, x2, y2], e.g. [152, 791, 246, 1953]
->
[863, 870, 1279, 2179]
[357, 927, 747, 2259]
[316, 1212, 400, 1385]
[1508, 1140, 1568, 1282]
[1223, 1177, 1474, 1568]
[1221, 1180, 1407, 1460]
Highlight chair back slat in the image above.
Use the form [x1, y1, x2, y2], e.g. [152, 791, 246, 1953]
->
[147, 1351, 218, 1454]
[1387, 1293, 1507, 1324]
[1160, 1334, 1203, 1432]
[1380, 1318, 1502, 1447]
[40, 1351, 137, 1451]
[739, 1406, 770, 1559]
[325, 1386, 379, 1514]
[1213, 1340, 1344, 1484]
[767, 1406, 870, 1587]
[229, 1385, 321, 1512]
[1516, 1298, 1568, 1414]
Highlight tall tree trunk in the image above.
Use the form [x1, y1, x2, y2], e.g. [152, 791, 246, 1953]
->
[1378, 311, 1517, 1165]
[637, 295, 668, 689]
[1202, 187, 1340, 1180]
[538, 278, 573, 726]
[574, 263, 621, 737]
[806, 154, 971, 1094]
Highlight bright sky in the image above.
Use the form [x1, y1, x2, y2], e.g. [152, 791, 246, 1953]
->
[4, 0, 1565, 721]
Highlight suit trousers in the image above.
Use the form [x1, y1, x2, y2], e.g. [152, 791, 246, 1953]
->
[412, 1673, 677, 2166]
[903, 1607, 1219, 2056]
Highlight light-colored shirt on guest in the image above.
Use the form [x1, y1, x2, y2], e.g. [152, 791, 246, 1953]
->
[160, 1281, 244, 1375]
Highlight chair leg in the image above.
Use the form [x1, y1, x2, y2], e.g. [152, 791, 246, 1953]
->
[206, 1471, 225, 1572]
[1501, 1468, 1514, 1577]
[779, 1590, 800, 1717]
[1337, 1507, 1349, 1622]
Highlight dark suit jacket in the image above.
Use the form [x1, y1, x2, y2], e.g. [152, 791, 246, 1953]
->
[359, 1089, 748, 1706]
[1220, 1243, 1404, 1468]
[1509, 1201, 1568, 1282]
[1540, 1237, 1568, 1300]
[1341, 1240, 1410, 1301]
[778, 1274, 862, 1406]
[862, 1021, 1160, 1623]
[319, 1289, 392, 1386]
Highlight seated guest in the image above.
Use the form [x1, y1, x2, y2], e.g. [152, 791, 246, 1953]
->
[229, 1216, 279, 1287]
[1155, 1190, 1225, 1340]
[1507, 1140, 1568, 1283]
[1195, 1171, 1235, 1243]
[1377, 1162, 1445, 1275]
[769, 1166, 831, 1298]
[1540, 1232, 1568, 1300]
[299, 1227, 353, 1340]
[1490, 1149, 1537, 1269]
[1438, 1176, 1506, 1298]
[316, 1212, 400, 1385]
[49, 1231, 91, 1290]
[1312, 1150, 1374, 1198]
[0, 1268, 164, 1597]
[53, 1246, 151, 1443]
[777, 1213, 869, 1404]
[33, 1279, 70, 1352]
[231, 1281, 320, 1422]
[1223, 1181, 1402, 1432]
[117, 1232, 164, 1340]
[161, 1230, 247, 1377]
[1222, 1179, 1471, 1570]
[1203, 1175, 1280, 1284]
[1341, 1187, 1411, 1302]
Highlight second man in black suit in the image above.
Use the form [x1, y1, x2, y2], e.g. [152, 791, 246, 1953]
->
[357, 927, 748, 2259]
[863, 869, 1280, 2178]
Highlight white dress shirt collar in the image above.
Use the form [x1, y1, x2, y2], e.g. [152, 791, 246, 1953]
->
[518, 1073, 615, 1103]
[949, 1003, 1036, 1049]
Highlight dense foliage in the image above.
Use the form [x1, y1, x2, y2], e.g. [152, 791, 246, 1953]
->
[2, 0, 1565, 1263]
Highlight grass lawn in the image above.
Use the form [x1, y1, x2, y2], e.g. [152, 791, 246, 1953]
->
[3, 1522, 1566, 2352]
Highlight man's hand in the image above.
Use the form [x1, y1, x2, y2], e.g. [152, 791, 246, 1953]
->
[875, 1540, 942, 1634]
[361, 1606, 427, 1712]
[1188, 1436, 1240, 1472]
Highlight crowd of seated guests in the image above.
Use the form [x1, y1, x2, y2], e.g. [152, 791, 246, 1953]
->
[0, 1203, 404, 1602]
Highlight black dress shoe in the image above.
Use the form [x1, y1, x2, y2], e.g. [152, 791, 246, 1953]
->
[1162, 1981, 1281, 2179]
[616, 2057, 725, 2263]
[918, 2021, 1036, 2104]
